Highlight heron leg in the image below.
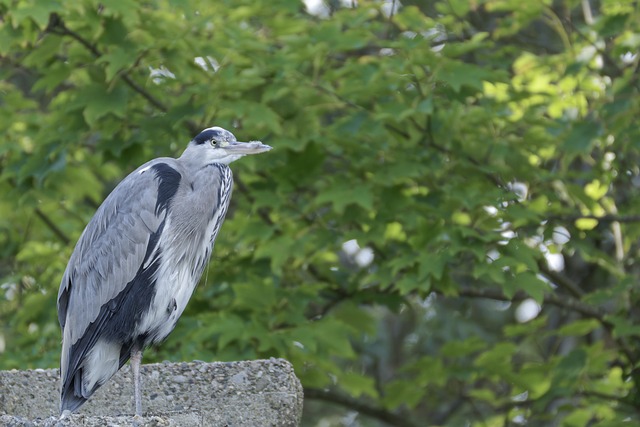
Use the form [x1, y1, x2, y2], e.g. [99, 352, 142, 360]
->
[130, 347, 143, 416]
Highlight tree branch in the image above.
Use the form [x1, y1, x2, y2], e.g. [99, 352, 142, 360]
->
[34, 207, 70, 245]
[305, 388, 421, 427]
[454, 287, 604, 320]
[549, 213, 640, 224]
[454, 286, 638, 365]
[537, 261, 584, 298]
[46, 13, 201, 136]
[47, 13, 169, 111]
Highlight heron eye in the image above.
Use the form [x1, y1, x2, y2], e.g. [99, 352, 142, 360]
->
[210, 139, 218, 147]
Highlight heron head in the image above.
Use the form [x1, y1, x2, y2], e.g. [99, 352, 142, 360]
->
[186, 126, 272, 165]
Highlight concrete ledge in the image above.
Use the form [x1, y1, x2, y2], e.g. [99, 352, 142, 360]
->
[1, 412, 202, 426]
[0, 358, 303, 426]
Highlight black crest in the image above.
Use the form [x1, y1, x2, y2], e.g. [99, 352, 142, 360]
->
[193, 129, 221, 145]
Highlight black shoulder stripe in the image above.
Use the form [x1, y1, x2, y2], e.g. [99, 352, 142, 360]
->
[152, 163, 181, 215]
[58, 279, 70, 328]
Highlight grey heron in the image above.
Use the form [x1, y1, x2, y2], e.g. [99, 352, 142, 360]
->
[57, 127, 271, 415]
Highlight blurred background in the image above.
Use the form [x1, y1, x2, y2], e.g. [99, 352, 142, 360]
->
[1, 0, 640, 425]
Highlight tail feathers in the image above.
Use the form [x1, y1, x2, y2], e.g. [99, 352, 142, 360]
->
[60, 369, 89, 413]
[60, 340, 129, 414]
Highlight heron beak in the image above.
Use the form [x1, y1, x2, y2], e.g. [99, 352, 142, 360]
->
[224, 140, 272, 155]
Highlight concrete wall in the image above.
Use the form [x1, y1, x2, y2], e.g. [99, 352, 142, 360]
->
[0, 358, 303, 426]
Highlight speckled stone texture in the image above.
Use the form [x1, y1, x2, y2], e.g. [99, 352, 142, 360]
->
[0, 358, 303, 426]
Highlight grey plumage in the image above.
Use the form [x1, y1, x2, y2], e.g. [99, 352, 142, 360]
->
[57, 127, 271, 414]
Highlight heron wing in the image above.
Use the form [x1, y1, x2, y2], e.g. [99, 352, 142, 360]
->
[57, 159, 182, 406]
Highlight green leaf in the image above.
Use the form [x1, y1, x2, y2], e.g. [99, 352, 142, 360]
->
[418, 251, 448, 281]
[242, 102, 283, 134]
[440, 336, 487, 358]
[551, 349, 587, 387]
[584, 179, 608, 200]
[98, 47, 140, 81]
[562, 121, 601, 155]
[474, 343, 518, 374]
[384, 221, 407, 241]
[436, 60, 495, 92]
[232, 282, 276, 312]
[340, 371, 378, 398]
[11, 1, 63, 29]
[383, 380, 426, 410]
[314, 185, 374, 214]
[514, 271, 549, 304]
[596, 14, 629, 38]
[206, 314, 247, 350]
[562, 408, 594, 427]
[575, 218, 598, 230]
[309, 318, 357, 359]
[333, 302, 376, 335]
[556, 319, 601, 337]
[391, 6, 432, 32]
[606, 315, 640, 338]
[80, 85, 129, 126]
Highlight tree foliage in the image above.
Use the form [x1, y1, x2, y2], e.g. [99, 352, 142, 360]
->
[1, 0, 640, 425]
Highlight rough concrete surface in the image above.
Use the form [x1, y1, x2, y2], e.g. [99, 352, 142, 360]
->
[0, 358, 303, 426]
